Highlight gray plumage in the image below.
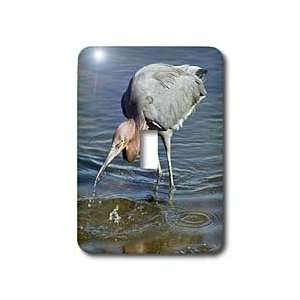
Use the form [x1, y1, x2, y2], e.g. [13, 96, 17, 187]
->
[121, 63, 207, 131]
[94, 63, 208, 190]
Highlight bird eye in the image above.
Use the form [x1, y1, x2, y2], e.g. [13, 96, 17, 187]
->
[115, 139, 125, 148]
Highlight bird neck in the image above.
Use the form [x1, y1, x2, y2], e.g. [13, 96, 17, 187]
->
[126, 118, 140, 140]
[123, 119, 140, 162]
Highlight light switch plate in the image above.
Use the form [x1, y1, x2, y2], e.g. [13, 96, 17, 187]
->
[78, 47, 224, 254]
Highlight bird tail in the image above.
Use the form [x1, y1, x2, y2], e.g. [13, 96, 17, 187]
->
[175, 65, 207, 79]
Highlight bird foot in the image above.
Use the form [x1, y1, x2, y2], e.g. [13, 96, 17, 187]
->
[168, 187, 175, 202]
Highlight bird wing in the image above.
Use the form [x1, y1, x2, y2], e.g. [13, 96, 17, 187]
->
[140, 64, 207, 130]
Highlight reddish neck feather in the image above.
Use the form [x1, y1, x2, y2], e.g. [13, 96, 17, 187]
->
[123, 119, 141, 162]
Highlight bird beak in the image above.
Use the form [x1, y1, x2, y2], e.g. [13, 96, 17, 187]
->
[93, 144, 124, 188]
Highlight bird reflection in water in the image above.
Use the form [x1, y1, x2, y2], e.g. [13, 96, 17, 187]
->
[78, 196, 213, 254]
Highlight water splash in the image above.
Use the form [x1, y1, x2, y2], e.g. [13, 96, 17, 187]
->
[109, 205, 121, 224]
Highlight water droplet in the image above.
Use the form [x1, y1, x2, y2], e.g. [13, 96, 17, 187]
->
[109, 206, 121, 224]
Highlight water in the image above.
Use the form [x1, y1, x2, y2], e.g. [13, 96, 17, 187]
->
[78, 47, 224, 254]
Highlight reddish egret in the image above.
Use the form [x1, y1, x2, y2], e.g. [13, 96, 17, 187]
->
[94, 63, 207, 189]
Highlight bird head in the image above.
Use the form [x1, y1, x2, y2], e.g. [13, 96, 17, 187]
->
[94, 119, 136, 187]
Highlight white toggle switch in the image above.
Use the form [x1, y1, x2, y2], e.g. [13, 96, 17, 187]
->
[140, 130, 159, 169]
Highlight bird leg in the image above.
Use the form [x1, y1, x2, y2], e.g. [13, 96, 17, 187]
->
[156, 159, 162, 184]
[153, 160, 161, 197]
[160, 130, 175, 189]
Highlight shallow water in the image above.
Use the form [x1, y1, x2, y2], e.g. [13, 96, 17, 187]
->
[78, 47, 224, 254]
